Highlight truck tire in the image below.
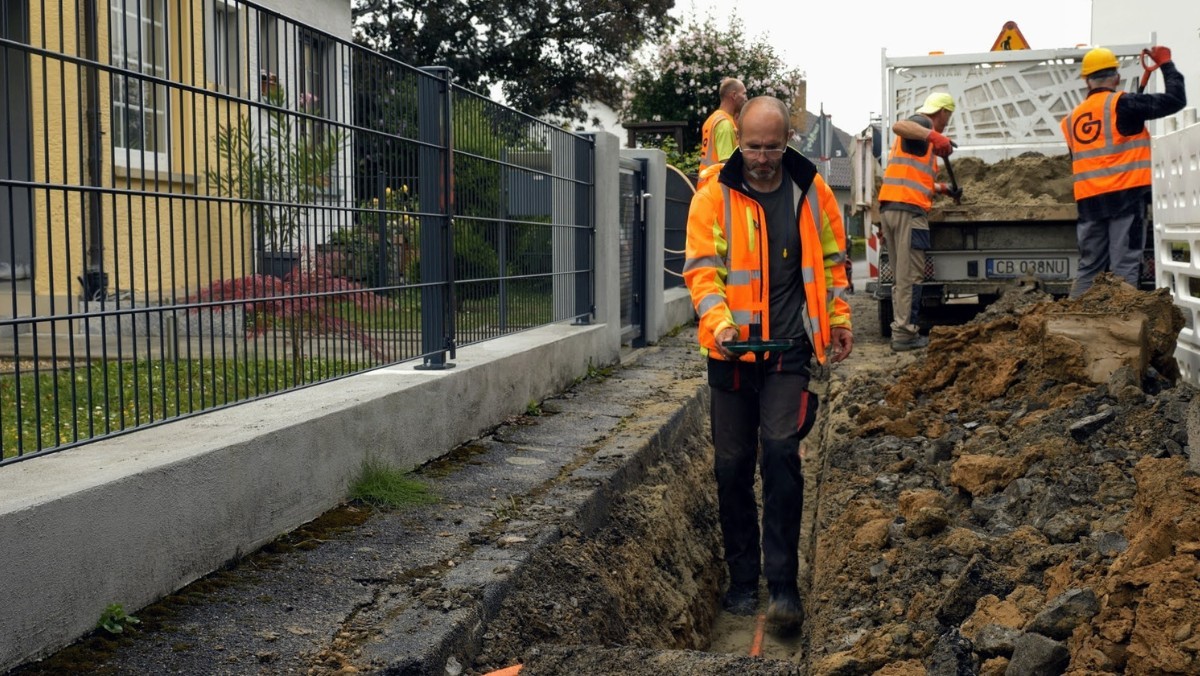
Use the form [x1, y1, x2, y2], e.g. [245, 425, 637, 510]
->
[879, 297, 893, 338]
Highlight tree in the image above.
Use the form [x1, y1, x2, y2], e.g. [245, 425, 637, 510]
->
[209, 81, 344, 254]
[623, 11, 805, 160]
[352, 0, 675, 121]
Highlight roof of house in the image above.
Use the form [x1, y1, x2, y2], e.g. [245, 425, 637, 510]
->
[792, 110, 853, 190]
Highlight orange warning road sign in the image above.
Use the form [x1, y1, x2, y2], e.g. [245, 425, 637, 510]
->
[991, 21, 1030, 51]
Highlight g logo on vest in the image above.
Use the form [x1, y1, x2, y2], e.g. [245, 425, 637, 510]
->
[1072, 112, 1102, 145]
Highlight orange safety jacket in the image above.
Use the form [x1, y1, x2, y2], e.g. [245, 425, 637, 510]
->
[1061, 91, 1152, 200]
[878, 133, 938, 211]
[683, 152, 852, 365]
[698, 109, 737, 188]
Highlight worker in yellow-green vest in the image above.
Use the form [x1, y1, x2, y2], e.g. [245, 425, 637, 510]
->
[697, 77, 747, 190]
[1061, 45, 1185, 298]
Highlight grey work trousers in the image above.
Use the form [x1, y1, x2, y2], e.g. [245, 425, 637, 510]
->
[1070, 210, 1143, 298]
[880, 209, 929, 340]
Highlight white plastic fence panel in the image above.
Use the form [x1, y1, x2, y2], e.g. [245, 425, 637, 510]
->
[1152, 117, 1200, 387]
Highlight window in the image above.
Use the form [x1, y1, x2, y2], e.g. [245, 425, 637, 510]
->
[298, 30, 327, 138]
[257, 12, 278, 99]
[208, 0, 241, 93]
[110, 0, 169, 169]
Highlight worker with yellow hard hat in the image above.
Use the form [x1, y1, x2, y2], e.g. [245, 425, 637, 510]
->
[877, 91, 958, 352]
[1060, 45, 1186, 298]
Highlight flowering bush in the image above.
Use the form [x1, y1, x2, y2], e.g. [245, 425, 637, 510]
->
[623, 11, 805, 154]
[326, 184, 421, 287]
[208, 81, 345, 252]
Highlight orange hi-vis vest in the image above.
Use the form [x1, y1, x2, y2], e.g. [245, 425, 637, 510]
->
[877, 134, 938, 211]
[699, 109, 737, 175]
[683, 174, 851, 365]
[1061, 91, 1152, 200]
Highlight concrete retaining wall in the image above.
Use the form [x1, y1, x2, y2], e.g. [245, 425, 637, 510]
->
[0, 316, 619, 672]
[0, 129, 720, 671]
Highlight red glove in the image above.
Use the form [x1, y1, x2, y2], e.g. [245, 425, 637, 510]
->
[934, 182, 950, 194]
[1148, 46, 1172, 65]
[927, 131, 953, 158]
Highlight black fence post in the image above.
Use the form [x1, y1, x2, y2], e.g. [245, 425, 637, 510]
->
[375, 171, 388, 287]
[574, 134, 595, 324]
[415, 66, 454, 369]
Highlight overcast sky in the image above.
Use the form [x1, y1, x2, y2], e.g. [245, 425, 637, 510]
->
[668, 0, 1095, 132]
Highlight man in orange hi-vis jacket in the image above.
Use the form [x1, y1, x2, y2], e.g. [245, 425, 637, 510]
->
[684, 96, 852, 630]
[1061, 46, 1185, 298]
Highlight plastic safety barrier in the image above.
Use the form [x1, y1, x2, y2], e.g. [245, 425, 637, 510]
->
[1152, 111, 1200, 387]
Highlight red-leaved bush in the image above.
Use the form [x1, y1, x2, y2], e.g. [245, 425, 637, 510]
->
[187, 249, 396, 371]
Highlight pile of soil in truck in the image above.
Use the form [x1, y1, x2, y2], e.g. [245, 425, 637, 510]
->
[940, 154, 1075, 207]
[873, 153, 1076, 211]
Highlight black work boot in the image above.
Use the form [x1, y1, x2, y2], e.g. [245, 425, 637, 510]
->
[766, 581, 803, 629]
[721, 580, 759, 616]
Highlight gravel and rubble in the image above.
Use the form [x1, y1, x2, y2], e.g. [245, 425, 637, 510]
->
[806, 274, 1200, 675]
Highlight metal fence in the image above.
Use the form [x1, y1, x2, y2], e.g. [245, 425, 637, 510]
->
[0, 0, 595, 465]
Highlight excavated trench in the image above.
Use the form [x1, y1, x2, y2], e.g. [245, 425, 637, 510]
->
[421, 156, 1196, 674]
[15, 254, 1199, 674]
[463, 392, 818, 675]
[465, 276, 1200, 676]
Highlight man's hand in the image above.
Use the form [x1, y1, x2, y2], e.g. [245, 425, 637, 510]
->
[927, 131, 953, 158]
[1148, 45, 1172, 65]
[935, 182, 963, 201]
[714, 326, 739, 360]
[829, 327, 853, 363]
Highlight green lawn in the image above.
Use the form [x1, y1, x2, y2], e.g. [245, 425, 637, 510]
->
[3, 285, 559, 461]
[0, 357, 357, 460]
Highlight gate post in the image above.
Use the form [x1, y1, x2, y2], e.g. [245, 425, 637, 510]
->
[415, 66, 455, 370]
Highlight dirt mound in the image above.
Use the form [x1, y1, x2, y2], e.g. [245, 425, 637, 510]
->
[855, 275, 1184, 440]
[810, 277, 1200, 674]
[943, 154, 1075, 207]
[873, 152, 1075, 209]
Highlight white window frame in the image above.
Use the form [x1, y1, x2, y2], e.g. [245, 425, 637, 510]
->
[110, 0, 169, 170]
[256, 12, 279, 99]
[207, 0, 242, 94]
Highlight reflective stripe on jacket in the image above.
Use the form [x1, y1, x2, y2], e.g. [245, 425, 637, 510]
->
[1061, 91, 1152, 200]
[878, 133, 938, 212]
[683, 150, 851, 365]
[698, 109, 737, 189]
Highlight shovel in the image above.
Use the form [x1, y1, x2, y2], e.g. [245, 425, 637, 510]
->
[1138, 48, 1162, 94]
[943, 156, 963, 204]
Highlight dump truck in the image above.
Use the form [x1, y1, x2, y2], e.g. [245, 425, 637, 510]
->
[858, 42, 1155, 336]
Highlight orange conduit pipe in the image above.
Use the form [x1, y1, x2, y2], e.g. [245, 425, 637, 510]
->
[483, 665, 523, 676]
[749, 613, 767, 657]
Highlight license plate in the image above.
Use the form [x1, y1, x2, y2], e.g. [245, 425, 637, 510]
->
[985, 257, 1070, 280]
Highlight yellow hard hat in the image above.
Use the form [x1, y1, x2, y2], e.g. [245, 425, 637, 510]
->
[917, 92, 955, 115]
[1081, 47, 1119, 78]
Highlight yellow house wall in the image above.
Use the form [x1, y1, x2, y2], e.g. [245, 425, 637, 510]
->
[28, 0, 250, 304]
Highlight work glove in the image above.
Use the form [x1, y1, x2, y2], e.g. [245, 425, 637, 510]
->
[927, 131, 954, 158]
[935, 183, 963, 201]
[1147, 46, 1172, 65]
